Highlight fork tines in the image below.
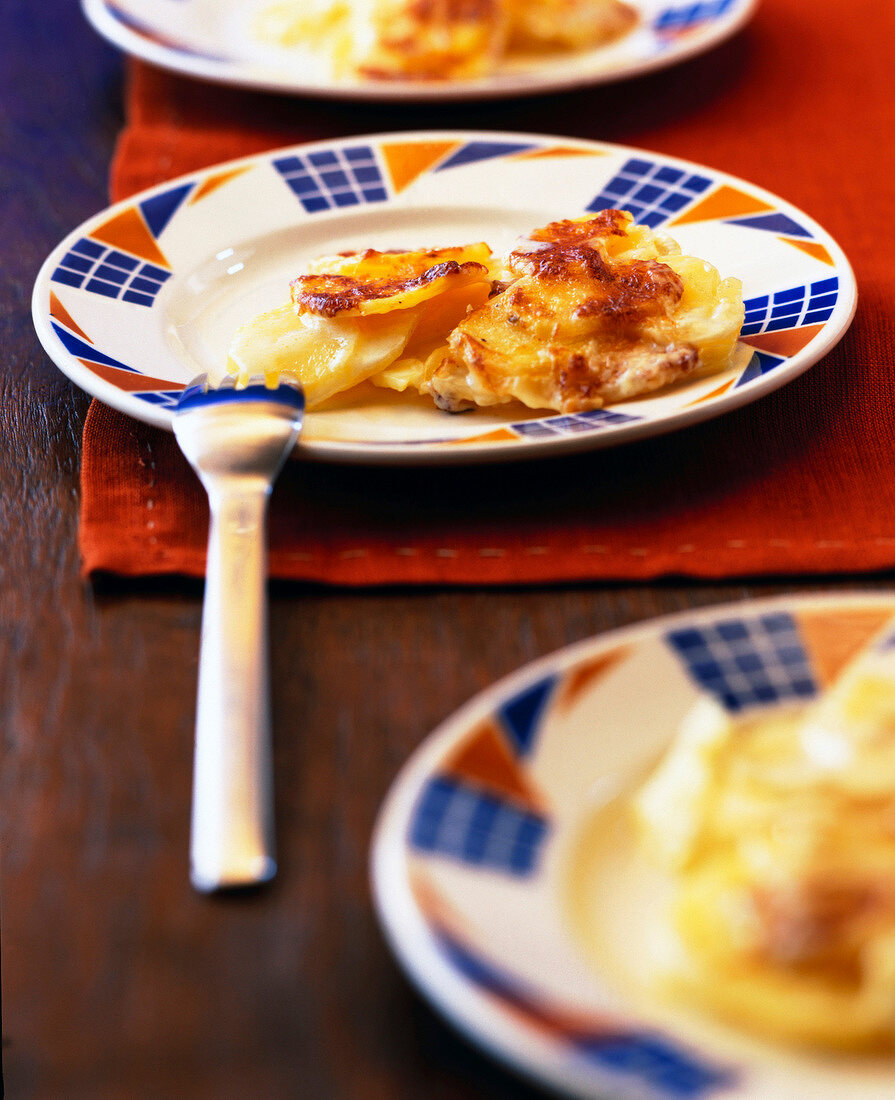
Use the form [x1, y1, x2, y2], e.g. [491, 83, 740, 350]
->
[176, 373, 305, 414]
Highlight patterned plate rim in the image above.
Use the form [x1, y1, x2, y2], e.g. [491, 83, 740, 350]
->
[81, 0, 761, 103]
[32, 129, 858, 466]
[370, 591, 895, 1099]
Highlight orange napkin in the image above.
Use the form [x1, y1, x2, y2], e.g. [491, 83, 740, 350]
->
[80, 0, 895, 584]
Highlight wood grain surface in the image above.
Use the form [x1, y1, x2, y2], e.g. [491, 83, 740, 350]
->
[1, 2, 887, 1097]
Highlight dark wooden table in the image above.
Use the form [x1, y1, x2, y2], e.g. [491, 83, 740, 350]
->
[1, 3, 886, 1097]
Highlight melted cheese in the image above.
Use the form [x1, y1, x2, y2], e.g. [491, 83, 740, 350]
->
[227, 213, 743, 414]
[428, 211, 744, 414]
[254, 0, 637, 81]
[505, 0, 637, 51]
[228, 244, 493, 408]
[634, 630, 895, 1049]
[352, 0, 508, 81]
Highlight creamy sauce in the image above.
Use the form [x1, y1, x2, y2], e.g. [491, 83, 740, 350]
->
[566, 694, 895, 1052]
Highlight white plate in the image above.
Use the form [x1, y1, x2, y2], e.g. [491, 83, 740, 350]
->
[371, 593, 895, 1099]
[82, 0, 758, 102]
[33, 130, 856, 466]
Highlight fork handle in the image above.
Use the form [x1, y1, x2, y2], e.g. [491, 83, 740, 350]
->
[190, 481, 276, 892]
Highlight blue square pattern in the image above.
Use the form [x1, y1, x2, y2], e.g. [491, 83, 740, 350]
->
[51, 238, 171, 307]
[512, 408, 639, 439]
[274, 145, 388, 213]
[409, 776, 548, 877]
[741, 277, 838, 336]
[666, 612, 819, 712]
[653, 0, 737, 33]
[587, 158, 712, 228]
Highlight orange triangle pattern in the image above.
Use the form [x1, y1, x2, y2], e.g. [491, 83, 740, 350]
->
[90, 207, 170, 269]
[50, 292, 92, 344]
[78, 359, 185, 393]
[556, 648, 629, 711]
[687, 377, 737, 405]
[669, 185, 775, 227]
[448, 427, 518, 445]
[741, 323, 824, 358]
[443, 719, 545, 814]
[780, 237, 835, 266]
[190, 166, 252, 204]
[381, 140, 459, 193]
[797, 608, 895, 688]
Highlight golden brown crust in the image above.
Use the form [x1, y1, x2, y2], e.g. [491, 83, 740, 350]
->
[428, 211, 704, 413]
[257, 0, 639, 82]
[291, 258, 489, 317]
[750, 879, 895, 976]
[509, 211, 686, 325]
[355, 0, 506, 80]
[554, 341, 698, 412]
[249, 210, 741, 415]
[406, 0, 499, 21]
[505, 0, 637, 50]
[523, 208, 631, 245]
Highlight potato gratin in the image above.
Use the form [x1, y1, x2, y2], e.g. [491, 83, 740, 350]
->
[635, 635, 895, 1050]
[255, 0, 638, 82]
[227, 210, 744, 413]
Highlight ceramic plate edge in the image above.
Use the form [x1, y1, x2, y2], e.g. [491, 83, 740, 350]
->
[32, 128, 859, 464]
[80, 0, 761, 103]
[369, 590, 895, 1098]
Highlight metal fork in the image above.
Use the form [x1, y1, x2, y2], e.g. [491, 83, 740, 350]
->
[174, 373, 305, 892]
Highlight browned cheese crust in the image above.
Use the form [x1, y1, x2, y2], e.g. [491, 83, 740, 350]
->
[356, 0, 507, 80]
[429, 210, 700, 413]
[255, 0, 640, 82]
[747, 877, 895, 983]
[290, 248, 491, 317]
[505, 0, 637, 51]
